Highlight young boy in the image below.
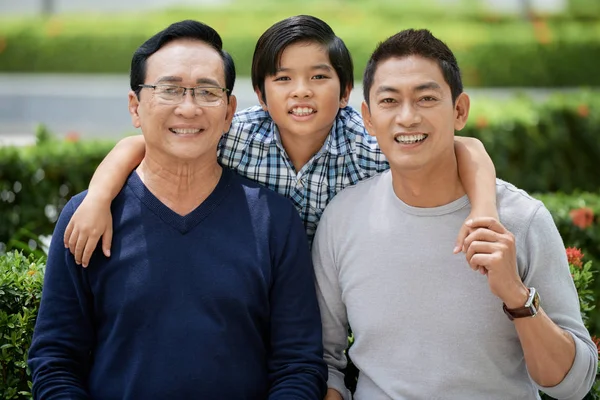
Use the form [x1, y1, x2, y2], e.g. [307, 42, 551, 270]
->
[64, 15, 497, 266]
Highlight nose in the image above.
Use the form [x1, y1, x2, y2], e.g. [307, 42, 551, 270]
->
[291, 79, 313, 98]
[174, 89, 201, 118]
[395, 102, 421, 128]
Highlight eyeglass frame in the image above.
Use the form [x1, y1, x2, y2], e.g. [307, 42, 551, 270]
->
[138, 84, 230, 107]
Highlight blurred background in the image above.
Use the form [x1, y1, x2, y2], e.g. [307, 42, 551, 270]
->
[0, 0, 599, 397]
[0, 0, 599, 141]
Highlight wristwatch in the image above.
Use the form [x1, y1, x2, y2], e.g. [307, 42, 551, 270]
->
[502, 287, 540, 321]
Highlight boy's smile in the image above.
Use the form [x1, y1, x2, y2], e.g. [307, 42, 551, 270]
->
[257, 41, 349, 145]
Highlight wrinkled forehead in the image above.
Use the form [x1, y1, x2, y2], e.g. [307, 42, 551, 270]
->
[145, 39, 225, 85]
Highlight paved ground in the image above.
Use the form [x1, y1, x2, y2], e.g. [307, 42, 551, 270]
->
[0, 73, 591, 146]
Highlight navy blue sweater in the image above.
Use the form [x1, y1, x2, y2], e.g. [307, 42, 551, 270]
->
[29, 168, 327, 399]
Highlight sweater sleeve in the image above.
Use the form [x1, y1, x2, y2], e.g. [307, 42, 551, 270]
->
[312, 209, 353, 400]
[521, 205, 598, 399]
[28, 199, 94, 399]
[266, 203, 328, 399]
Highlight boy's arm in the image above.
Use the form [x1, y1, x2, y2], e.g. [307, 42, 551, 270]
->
[64, 135, 146, 267]
[267, 204, 328, 400]
[453, 136, 498, 254]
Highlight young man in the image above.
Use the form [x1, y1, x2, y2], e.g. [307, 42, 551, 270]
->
[28, 20, 327, 399]
[62, 15, 498, 267]
[313, 29, 598, 400]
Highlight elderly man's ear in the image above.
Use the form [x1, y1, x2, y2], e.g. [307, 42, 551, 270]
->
[128, 90, 141, 129]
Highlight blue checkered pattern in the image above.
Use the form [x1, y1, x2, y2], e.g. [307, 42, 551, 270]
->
[218, 105, 389, 244]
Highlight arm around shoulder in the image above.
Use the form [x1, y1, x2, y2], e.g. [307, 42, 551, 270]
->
[267, 204, 327, 400]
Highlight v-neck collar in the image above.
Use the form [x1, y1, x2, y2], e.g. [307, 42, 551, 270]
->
[126, 167, 233, 234]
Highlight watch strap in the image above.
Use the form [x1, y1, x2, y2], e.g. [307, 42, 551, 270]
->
[502, 287, 540, 321]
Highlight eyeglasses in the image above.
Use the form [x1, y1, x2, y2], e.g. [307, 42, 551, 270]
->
[138, 84, 229, 107]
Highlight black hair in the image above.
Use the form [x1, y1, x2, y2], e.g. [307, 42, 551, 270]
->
[251, 15, 353, 103]
[363, 29, 463, 105]
[130, 19, 235, 101]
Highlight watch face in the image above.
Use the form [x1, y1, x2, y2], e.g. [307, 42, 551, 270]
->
[532, 291, 540, 310]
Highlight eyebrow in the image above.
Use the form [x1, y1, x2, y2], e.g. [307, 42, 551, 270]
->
[154, 76, 222, 87]
[375, 81, 443, 95]
[276, 63, 333, 73]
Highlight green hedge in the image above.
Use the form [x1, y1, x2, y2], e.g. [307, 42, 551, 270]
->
[0, 127, 114, 253]
[1, 244, 597, 398]
[1, 8, 600, 86]
[1, 92, 599, 247]
[0, 252, 45, 399]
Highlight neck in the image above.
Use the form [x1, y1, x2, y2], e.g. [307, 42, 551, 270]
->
[279, 128, 330, 173]
[390, 153, 466, 208]
[137, 152, 222, 216]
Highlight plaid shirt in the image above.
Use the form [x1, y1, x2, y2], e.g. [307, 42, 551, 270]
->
[218, 106, 389, 244]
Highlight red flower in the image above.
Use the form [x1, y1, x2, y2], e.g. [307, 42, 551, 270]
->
[566, 247, 584, 268]
[592, 336, 600, 354]
[64, 131, 80, 143]
[569, 207, 594, 229]
[476, 116, 489, 129]
[577, 104, 590, 118]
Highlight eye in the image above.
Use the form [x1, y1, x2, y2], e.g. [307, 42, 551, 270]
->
[312, 74, 329, 80]
[158, 85, 180, 95]
[380, 98, 396, 104]
[195, 88, 221, 99]
[420, 96, 438, 102]
[274, 76, 290, 82]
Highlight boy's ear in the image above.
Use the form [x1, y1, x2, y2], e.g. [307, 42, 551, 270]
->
[339, 84, 352, 109]
[128, 90, 141, 129]
[454, 92, 470, 131]
[360, 101, 376, 137]
[254, 88, 268, 111]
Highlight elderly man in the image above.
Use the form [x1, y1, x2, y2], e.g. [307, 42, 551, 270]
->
[28, 20, 327, 399]
[314, 29, 598, 400]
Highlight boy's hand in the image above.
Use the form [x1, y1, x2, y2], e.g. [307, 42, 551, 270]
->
[63, 195, 113, 268]
[454, 206, 499, 274]
[462, 217, 527, 306]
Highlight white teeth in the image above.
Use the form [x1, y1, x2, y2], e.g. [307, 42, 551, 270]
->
[170, 128, 201, 135]
[290, 107, 315, 116]
[394, 134, 427, 144]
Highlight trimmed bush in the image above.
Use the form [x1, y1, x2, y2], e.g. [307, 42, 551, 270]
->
[0, 8, 600, 86]
[0, 251, 45, 399]
[0, 127, 114, 253]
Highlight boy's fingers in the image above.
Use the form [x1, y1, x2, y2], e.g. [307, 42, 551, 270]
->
[81, 242, 95, 268]
[68, 228, 79, 254]
[454, 223, 469, 254]
[64, 221, 74, 247]
[102, 225, 113, 258]
[73, 235, 88, 266]
[466, 217, 506, 234]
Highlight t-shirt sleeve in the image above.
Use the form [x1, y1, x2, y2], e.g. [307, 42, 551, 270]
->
[521, 205, 598, 399]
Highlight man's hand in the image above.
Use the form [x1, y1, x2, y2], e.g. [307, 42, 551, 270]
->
[462, 217, 529, 307]
[63, 195, 113, 268]
[324, 388, 343, 400]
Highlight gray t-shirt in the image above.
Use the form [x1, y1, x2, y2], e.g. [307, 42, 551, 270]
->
[313, 170, 597, 400]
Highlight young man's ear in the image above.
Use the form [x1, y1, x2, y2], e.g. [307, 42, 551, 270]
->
[254, 88, 268, 111]
[454, 92, 470, 131]
[360, 101, 376, 137]
[128, 90, 141, 129]
[339, 84, 352, 109]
